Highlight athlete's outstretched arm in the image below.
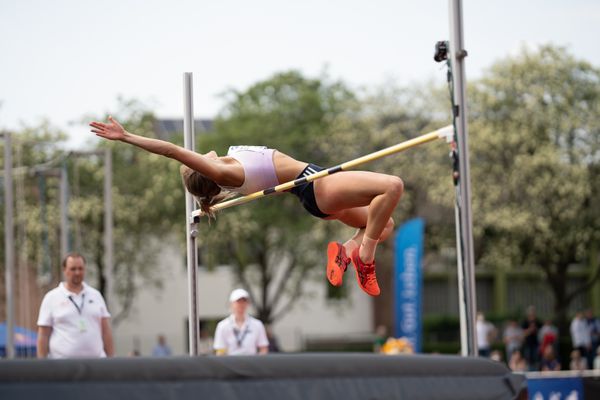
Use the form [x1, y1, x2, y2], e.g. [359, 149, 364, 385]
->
[90, 116, 223, 181]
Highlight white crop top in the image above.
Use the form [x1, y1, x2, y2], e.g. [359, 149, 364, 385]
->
[221, 146, 280, 195]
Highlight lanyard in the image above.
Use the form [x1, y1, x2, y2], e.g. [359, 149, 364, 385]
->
[233, 325, 250, 348]
[68, 294, 86, 315]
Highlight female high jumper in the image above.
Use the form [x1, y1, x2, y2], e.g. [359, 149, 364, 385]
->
[90, 117, 404, 296]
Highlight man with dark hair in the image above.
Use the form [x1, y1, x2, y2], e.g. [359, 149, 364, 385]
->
[37, 253, 114, 358]
[585, 309, 600, 368]
[521, 305, 542, 370]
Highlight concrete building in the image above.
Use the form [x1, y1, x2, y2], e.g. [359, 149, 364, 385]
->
[112, 240, 374, 356]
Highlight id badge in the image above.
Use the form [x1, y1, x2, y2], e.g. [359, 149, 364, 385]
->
[78, 319, 87, 332]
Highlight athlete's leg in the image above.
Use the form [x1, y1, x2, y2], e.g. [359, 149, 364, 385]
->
[316, 171, 403, 263]
[328, 207, 395, 255]
[324, 207, 395, 287]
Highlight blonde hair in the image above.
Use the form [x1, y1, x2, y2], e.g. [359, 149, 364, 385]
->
[180, 165, 234, 218]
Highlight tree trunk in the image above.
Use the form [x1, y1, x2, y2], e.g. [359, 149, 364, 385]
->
[553, 291, 569, 343]
[548, 263, 571, 367]
[95, 219, 107, 302]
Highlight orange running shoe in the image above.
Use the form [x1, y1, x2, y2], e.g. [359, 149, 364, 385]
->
[351, 248, 380, 296]
[326, 242, 351, 287]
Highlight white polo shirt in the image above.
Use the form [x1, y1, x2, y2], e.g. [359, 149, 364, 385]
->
[37, 282, 111, 358]
[476, 320, 495, 350]
[213, 314, 269, 355]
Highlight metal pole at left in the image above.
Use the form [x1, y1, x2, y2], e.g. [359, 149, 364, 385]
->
[59, 162, 69, 258]
[103, 148, 114, 311]
[449, 0, 478, 356]
[183, 73, 200, 356]
[2, 132, 15, 359]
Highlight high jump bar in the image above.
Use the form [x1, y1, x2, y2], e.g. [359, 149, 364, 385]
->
[191, 125, 453, 221]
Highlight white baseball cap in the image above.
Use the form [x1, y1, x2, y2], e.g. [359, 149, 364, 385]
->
[229, 288, 250, 302]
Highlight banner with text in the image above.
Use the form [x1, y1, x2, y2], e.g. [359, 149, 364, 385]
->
[527, 376, 583, 400]
[394, 218, 424, 352]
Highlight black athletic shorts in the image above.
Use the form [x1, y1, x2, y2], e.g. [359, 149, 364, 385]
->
[290, 163, 330, 219]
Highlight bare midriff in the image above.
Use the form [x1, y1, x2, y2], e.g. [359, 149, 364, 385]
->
[271, 150, 309, 184]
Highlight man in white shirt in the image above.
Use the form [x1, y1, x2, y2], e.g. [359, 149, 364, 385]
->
[571, 311, 592, 360]
[213, 288, 269, 356]
[476, 312, 496, 357]
[37, 253, 114, 358]
[503, 320, 523, 361]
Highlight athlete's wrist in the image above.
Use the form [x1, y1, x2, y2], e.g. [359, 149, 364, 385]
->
[121, 131, 133, 142]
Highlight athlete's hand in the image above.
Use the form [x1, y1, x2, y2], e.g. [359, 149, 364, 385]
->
[89, 116, 126, 141]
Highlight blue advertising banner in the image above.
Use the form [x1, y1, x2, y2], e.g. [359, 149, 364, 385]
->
[394, 218, 424, 352]
[527, 377, 583, 400]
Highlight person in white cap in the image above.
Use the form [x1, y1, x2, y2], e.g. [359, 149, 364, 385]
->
[213, 288, 269, 355]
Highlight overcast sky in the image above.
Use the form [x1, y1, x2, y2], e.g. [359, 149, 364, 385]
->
[1, 0, 598, 148]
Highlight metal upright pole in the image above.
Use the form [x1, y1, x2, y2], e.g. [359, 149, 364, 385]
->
[59, 163, 69, 258]
[3, 132, 15, 359]
[453, 198, 468, 354]
[183, 72, 200, 356]
[103, 149, 114, 310]
[449, 0, 478, 356]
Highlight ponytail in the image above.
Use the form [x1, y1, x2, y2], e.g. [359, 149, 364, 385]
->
[196, 191, 234, 219]
[180, 165, 235, 219]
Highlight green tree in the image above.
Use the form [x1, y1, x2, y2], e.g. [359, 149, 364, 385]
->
[327, 47, 600, 337]
[0, 122, 72, 327]
[345, 83, 455, 252]
[467, 45, 600, 332]
[323, 83, 456, 318]
[76, 99, 186, 324]
[199, 71, 357, 323]
[1, 100, 187, 326]
[357, 48, 600, 335]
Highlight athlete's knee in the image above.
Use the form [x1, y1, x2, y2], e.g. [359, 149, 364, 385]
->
[386, 177, 404, 199]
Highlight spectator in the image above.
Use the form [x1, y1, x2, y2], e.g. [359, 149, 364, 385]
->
[476, 312, 496, 357]
[213, 289, 269, 356]
[569, 349, 587, 371]
[266, 325, 281, 353]
[128, 349, 141, 357]
[36, 253, 114, 359]
[199, 328, 214, 356]
[540, 346, 561, 372]
[570, 311, 592, 364]
[594, 347, 600, 370]
[521, 306, 542, 369]
[509, 349, 528, 372]
[585, 309, 600, 368]
[538, 319, 558, 358]
[373, 325, 388, 353]
[490, 350, 503, 363]
[152, 335, 172, 357]
[503, 320, 523, 361]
